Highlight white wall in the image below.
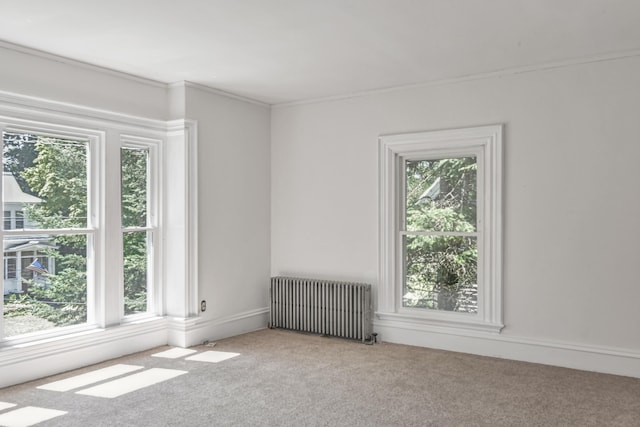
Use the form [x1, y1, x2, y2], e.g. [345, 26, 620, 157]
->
[183, 84, 271, 342]
[0, 43, 168, 119]
[271, 56, 640, 376]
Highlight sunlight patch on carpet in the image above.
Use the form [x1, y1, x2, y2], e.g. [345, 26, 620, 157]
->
[151, 348, 198, 359]
[0, 406, 66, 426]
[0, 402, 16, 412]
[185, 351, 240, 363]
[37, 364, 145, 392]
[75, 368, 187, 398]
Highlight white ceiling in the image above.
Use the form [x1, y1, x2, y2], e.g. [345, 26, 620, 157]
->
[0, 0, 639, 104]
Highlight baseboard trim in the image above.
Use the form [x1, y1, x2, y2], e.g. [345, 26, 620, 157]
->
[374, 319, 640, 379]
[168, 307, 270, 348]
[0, 308, 270, 388]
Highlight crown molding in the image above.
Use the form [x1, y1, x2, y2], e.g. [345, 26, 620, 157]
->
[169, 81, 270, 108]
[0, 40, 167, 89]
[273, 48, 640, 108]
[4, 38, 640, 110]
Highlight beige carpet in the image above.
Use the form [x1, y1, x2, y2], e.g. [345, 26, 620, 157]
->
[1, 328, 638, 426]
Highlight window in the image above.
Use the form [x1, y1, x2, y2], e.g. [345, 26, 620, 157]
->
[404, 156, 478, 312]
[15, 211, 24, 229]
[379, 125, 503, 333]
[2, 130, 92, 337]
[1, 116, 163, 341]
[4, 256, 16, 280]
[2, 211, 24, 230]
[121, 140, 157, 317]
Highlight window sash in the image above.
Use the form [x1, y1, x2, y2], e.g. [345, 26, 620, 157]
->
[120, 138, 159, 319]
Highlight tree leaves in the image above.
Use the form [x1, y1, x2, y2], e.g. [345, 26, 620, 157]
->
[404, 157, 478, 312]
[3, 133, 149, 329]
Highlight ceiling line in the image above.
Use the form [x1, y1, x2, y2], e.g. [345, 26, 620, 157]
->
[3, 38, 640, 109]
[0, 39, 166, 88]
[273, 47, 640, 109]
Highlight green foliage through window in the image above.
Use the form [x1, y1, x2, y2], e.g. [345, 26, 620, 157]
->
[2, 132, 151, 337]
[3, 133, 90, 334]
[403, 157, 478, 312]
[121, 147, 150, 315]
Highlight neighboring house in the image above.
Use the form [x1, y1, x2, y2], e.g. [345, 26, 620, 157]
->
[3, 172, 55, 294]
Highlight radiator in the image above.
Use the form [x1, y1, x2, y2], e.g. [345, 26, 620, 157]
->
[270, 277, 372, 342]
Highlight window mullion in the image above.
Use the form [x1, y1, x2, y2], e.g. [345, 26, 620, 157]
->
[101, 130, 122, 326]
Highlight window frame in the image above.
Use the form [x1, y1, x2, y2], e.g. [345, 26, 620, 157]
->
[400, 149, 483, 313]
[0, 113, 164, 343]
[1, 122, 99, 340]
[378, 125, 504, 333]
[119, 135, 161, 320]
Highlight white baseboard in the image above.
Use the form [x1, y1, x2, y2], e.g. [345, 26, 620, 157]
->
[374, 319, 640, 378]
[168, 307, 270, 348]
[0, 318, 168, 388]
[0, 307, 271, 388]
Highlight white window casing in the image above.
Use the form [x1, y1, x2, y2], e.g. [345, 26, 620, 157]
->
[378, 124, 504, 334]
[0, 91, 197, 345]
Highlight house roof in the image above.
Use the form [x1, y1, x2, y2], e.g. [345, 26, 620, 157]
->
[3, 172, 42, 204]
[4, 239, 57, 252]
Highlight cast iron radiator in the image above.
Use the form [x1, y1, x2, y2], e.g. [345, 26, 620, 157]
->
[269, 276, 372, 342]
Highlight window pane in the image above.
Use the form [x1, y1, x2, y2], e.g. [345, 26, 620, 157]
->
[405, 157, 477, 232]
[403, 235, 477, 313]
[2, 131, 88, 230]
[121, 147, 148, 228]
[123, 231, 149, 315]
[3, 211, 10, 230]
[5, 257, 16, 279]
[3, 234, 88, 337]
[15, 211, 24, 229]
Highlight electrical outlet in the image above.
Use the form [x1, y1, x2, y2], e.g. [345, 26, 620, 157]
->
[200, 300, 206, 312]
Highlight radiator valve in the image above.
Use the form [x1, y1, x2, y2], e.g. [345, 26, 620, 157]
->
[366, 332, 378, 345]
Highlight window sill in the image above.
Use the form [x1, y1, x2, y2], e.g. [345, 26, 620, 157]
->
[0, 316, 168, 388]
[375, 311, 504, 335]
[1, 323, 101, 348]
[0, 316, 166, 361]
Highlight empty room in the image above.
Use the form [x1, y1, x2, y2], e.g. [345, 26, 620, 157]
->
[0, 1, 639, 425]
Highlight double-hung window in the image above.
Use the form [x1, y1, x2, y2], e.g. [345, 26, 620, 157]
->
[1, 128, 95, 336]
[379, 125, 503, 333]
[121, 137, 159, 317]
[1, 112, 162, 341]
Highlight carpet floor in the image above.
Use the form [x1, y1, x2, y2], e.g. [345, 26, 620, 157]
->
[0, 328, 639, 426]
